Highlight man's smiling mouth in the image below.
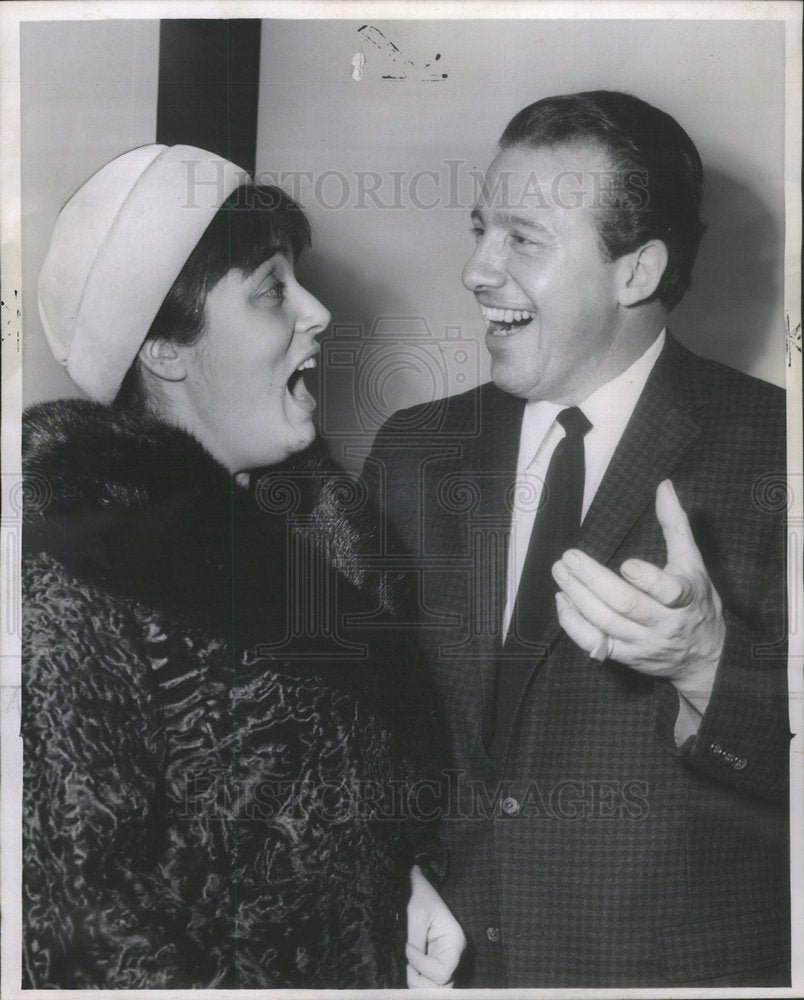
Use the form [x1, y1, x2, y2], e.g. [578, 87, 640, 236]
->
[480, 305, 535, 337]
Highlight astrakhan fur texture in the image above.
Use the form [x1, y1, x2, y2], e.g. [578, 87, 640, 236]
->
[22, 399, 436, 989]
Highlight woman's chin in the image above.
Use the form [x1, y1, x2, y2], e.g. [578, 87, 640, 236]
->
[231, 417, 317, 475]
[283, 413, 317, 456]
[292, 425, 317, 454]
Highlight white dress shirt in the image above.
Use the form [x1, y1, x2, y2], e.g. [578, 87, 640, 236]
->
[503, 329, 666, 636]
[501, 328, 705, 742]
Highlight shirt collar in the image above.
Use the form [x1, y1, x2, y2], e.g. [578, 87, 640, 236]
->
[517, 328, 666, 472]
[581, 328, 666, 437]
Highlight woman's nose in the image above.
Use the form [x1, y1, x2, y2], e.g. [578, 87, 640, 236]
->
[296, 287, 331, 337]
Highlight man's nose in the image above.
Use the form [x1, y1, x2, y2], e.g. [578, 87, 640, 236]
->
[462, 240, 506, 292]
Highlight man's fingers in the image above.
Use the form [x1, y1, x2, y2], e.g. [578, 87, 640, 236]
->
[656, 479, 704, 571]
[553, 556, 649, 638]
[620, 558, 695, 609]
[556, 592, 616, 660]
[554, 481, 704, 614]
[555, 549, 667, 625]
[406, 943, 455, 987]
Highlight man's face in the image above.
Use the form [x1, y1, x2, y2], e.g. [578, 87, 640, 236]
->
[462, 142, 627, 404]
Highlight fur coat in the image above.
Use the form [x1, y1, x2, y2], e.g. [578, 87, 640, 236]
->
[21, 399, 440, 989]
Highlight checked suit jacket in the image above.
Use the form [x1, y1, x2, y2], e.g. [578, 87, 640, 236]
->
[365, 334, 790, 988]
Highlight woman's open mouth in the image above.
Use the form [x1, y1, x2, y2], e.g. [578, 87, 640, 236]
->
[286, 355, 318, 413]
[480, 305, 535, 337]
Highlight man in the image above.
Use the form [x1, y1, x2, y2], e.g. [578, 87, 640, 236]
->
[366, 92, 789, 987]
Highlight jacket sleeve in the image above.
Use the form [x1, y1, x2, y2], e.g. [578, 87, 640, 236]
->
[669, 480, 791, 804]
[676, 609, 791, 803]
[364, 423, 455, 887]
[22, 560, 195, 988]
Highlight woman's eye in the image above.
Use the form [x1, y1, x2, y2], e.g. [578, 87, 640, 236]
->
[470, 225, 485, 241]
[259, 281, 285, 302]
[511, 233, 538, 248]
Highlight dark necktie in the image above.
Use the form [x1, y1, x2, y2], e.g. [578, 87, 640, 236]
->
[488, 405, 592, 758]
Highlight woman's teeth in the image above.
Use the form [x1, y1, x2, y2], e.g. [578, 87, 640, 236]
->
[296, 356, 318, 371]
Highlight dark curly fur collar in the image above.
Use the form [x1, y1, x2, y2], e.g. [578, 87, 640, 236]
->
[23, 399, 394, 624]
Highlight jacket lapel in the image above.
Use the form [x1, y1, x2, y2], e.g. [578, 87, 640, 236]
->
[581, 334, 706, 569]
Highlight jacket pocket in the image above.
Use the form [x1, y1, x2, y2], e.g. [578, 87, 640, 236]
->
[659, 906, 789, 983]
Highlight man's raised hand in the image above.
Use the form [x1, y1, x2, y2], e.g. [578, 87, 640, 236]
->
[552, 479, 725, 703]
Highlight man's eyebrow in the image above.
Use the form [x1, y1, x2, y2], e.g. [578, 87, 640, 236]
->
[498, 213, 553, 234]
[470, 208, 553, 236]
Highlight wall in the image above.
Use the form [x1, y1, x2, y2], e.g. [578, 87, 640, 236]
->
[20, 17, 787, 459]
[20, 19, 160, 405]
[255, 18, 786, 467]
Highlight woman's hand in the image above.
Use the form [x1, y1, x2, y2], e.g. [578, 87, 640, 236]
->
[406, 864, 466, 988]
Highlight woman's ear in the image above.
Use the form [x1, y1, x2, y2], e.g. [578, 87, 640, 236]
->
[616, 240, 669, 307]
[137, 338, 188, 383]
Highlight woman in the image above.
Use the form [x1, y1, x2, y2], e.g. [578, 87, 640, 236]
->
[22, 145, 463, 988]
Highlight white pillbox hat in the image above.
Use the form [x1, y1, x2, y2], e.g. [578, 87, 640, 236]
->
[38, 144, 251, 402]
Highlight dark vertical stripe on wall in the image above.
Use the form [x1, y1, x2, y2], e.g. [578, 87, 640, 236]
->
[157, 20, 261, 175]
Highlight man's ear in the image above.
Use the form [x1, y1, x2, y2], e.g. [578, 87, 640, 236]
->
[137, 338, 188, 382]
[616, 240, 669, 307]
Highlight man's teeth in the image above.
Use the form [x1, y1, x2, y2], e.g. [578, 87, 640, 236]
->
[480, 306, 534, 325]
[296, 356, 318, 371]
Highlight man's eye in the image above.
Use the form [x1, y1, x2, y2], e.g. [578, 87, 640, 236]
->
[511, 233, 538, 248]
[470, 225, 485, 241]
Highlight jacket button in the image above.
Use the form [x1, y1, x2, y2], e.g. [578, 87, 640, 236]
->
[733, 757, 748, 771]
[486, 926, 501, 943]
[501, 796, 520, 815]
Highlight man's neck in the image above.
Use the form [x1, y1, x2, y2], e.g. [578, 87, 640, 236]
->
[552, 309, 667, 406]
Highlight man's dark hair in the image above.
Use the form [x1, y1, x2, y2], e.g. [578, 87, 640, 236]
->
[115, 183, 312, 410]
[499, 90, 706, 310]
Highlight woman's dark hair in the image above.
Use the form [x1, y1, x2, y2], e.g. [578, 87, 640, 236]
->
[499, 90, 706, 310]
[115, 184, 312, 410]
